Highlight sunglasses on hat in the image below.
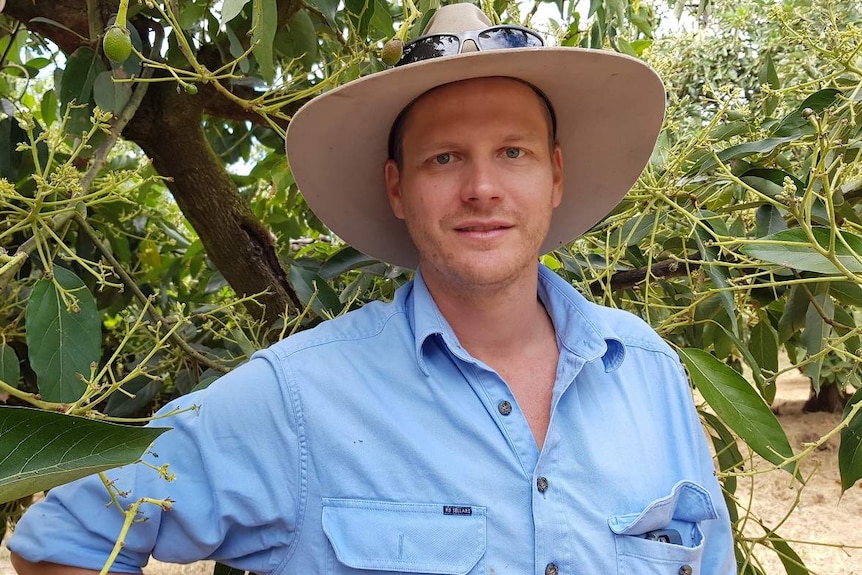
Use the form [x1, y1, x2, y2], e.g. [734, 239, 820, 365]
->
[395, 25, 545, 67]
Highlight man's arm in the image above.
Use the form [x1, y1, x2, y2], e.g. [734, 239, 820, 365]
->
[8, 352, 301, 573]
[11, 552, 105, 575]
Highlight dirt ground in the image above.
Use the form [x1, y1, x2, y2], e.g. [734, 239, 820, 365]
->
[732, 370, 862, 574]
[1, 370, 860, 575]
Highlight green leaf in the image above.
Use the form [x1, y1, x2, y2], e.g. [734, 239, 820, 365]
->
[0, 344, 20, 389]
[93, 71, 132, 115]
[693, 136, 798, 175]
[26, 267, 101, 403]
[754, 205, 787, 238]
[701, 411, 743, 496]
[801, 284, 832, 392]
[318, 247, 379, 280]
[709, 120, 750, 142]
[629, 39, 652, 56]
[773, 88, 841, 137]
[832, 305, 859, 355]
[742, 176, 785, 199]
[768, 533, 808, 575]
[345, 0, 374, 38]
[59, 47, 106, 109]
[741, 168, 805, 198]
[252, 0, 278, 81]
[370, 0, 394, 36]
[693, 218, 738, 336]
[104, 376, 164, 418]
[220, 0, 251, 24]
[830, 281, 862, 307]
[289, 265, 344, 318]
[588, 20, 602, 49]
[611, 213, 656, 248]
[0, 406, 170, 504]
[307, 0, 338, 27]
[749, 320, 779, 373]
[224, 23, 249, 73]
[616, 37, 636, 57]
[28, 17, 82, 37]
[839, 387, 862, 491]
[40, 88, 58, 128]
[679, 348, 797, 476]
[178, 2, 209, 30]
[778, 285, 810, 343]
[758, 52, 780, 117]
[741, 227, 862, 274]
[0, 116, 26, 181]
[275, 9, 318, 70]
[710, 319, 770, 400]
[759, 52, 780, 90]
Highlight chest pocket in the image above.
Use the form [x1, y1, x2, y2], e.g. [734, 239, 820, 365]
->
[322, 498, 486, 575]
[608, 481, 718, 575]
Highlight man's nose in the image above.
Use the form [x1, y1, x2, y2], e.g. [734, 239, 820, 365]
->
[461, 157, 502, 203]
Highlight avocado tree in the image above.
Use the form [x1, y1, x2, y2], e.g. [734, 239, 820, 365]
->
[1, 0, 861, 573]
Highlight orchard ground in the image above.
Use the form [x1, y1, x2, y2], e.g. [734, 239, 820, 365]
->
[1, 369, 860, 575]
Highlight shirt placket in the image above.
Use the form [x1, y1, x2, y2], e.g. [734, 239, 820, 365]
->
[533, 350, 588, 575]
[451, 340, 595, 575]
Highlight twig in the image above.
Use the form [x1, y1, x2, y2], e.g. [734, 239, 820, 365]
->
[73, 213, 229, 374]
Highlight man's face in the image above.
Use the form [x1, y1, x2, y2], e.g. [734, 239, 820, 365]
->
[384, 77, 563, 294]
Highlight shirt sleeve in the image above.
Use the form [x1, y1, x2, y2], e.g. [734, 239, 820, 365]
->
[8, 350, 303, 574]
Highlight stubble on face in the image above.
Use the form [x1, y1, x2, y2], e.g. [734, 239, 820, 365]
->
[385, 77, 563, 298]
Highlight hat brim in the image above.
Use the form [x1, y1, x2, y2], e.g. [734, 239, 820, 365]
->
[286, 48, 666, 268]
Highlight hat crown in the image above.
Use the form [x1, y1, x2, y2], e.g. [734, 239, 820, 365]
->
[422, 3, 492, 35]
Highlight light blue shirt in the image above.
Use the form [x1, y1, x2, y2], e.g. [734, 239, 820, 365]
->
[10, 266, 734, 575]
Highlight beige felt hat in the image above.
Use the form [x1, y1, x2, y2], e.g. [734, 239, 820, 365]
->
[285, 3, 666, 268]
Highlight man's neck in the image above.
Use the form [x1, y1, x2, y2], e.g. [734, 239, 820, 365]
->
[420, 265, 553, 362]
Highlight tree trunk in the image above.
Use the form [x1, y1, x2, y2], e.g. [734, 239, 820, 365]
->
[123, 81, 300, 327]
[803, 383, 848, 413]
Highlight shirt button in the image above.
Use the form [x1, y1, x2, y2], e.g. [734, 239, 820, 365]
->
[679, 565, 693, 575]
[545, 563, 558, 575]
[498, 400, 512, 415]
[536, 476, 549, 492]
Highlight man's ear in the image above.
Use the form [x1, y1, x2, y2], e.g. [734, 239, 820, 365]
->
[551, 144, 564, 208]
[384, 159, 406, 220]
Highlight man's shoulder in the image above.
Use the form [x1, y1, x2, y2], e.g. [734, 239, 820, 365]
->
[579, 298, 675, 356]
[268, 293, 411, 358]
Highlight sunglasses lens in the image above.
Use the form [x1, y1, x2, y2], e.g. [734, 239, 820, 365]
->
[398, 35, 460, 66]
[478, 27, 544, 50]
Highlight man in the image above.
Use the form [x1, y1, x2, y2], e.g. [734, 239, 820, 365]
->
[10, 3, 735, 574]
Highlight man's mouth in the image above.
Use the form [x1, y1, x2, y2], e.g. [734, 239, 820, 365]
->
[458, 225, 507, 232]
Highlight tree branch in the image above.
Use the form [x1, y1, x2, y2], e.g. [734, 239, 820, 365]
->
[589, 259, 699, 295]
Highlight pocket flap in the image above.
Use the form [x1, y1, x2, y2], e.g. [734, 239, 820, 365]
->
[322, 498, 486, 574]
[608, 480, 718, 536]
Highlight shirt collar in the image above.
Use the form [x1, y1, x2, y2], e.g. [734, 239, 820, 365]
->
[407, 265, 625, 375]
[537, 265, 625, 373]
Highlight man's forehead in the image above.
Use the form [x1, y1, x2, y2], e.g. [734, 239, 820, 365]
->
[400, 77, 557, 139]
[413, 76, 539, 106]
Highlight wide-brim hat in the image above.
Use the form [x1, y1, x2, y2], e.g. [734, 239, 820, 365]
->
[286, 3, 666, 268]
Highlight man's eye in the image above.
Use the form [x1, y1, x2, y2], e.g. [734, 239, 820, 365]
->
[435, 153, 451, 164]
[505, 148, 521, 159]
